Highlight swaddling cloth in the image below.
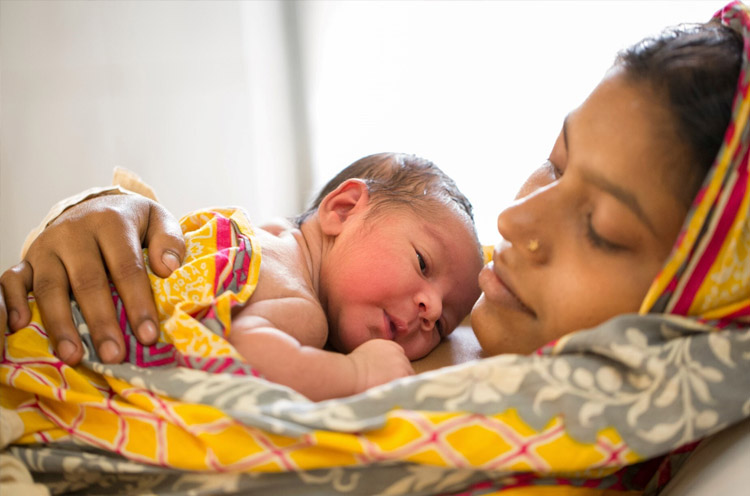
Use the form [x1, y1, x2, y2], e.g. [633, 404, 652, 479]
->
[1, 208, 264, 456]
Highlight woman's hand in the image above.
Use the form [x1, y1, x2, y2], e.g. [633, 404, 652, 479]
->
[0, 194, 186, 366]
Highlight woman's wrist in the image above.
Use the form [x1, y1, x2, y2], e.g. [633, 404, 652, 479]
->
[21, 186, 128, 258]
[21, 167, 158, 259]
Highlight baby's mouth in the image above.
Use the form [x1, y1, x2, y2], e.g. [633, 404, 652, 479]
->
[384, 312, 408, 340]
[383, 313, 396, 340]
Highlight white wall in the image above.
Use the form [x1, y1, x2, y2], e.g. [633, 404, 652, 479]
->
[297, 0, 729, 246]
[0, 0, 729, 270]
[0, 0, 303, 269]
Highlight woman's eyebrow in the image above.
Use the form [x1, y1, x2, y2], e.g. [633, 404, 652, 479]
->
[564, 113, 656, 235]
[582, 169, 657, 235]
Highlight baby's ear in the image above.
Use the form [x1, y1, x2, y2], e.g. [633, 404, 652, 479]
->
[318, 179, 370, 235]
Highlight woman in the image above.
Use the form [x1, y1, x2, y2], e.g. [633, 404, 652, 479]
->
[2, 2, 750, 494]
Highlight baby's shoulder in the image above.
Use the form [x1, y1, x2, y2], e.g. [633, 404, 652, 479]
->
[243, 228, 326, 347]
[254, 227, 315, 297]
[235, 294, 327, 348]
[258, 217, 295, 237]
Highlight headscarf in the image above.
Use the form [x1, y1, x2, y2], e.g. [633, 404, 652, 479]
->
[642, 0, 750, 327]
[628, 1, 750, 490]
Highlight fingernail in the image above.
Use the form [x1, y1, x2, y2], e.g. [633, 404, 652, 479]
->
[58, 340, 78, 362]
[9, 309, 20, 328]
[99, 340, 120, 362]
[162, 250, 181, 273]
[137, 319, 158, 342]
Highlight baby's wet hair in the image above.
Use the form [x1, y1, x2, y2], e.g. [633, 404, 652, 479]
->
[295, 152, 476, 227]
[616, 20, 743, 206]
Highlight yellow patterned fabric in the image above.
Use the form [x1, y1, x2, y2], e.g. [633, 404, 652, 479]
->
[2, 207, 678, 495]
[2, 200, 750, 496]
[2, 208, 263, 456]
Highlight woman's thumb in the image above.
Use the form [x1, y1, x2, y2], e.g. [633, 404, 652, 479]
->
[144, 203, 186, 278]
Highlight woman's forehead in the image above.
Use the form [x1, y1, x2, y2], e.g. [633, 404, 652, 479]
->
[570, 74, 680, 178]
[563, 72, 688, 239]
[572, 71, 673, 149]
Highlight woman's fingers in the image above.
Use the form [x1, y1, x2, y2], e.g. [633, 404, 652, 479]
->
[82, 199, 184, 352]
[0, 286, 5, 354]
[0, 260, 34, 331]
[144, 202, 186, 278]
[96, 212, 162, 348]
[5, 194, 186, 365]
[31, 256, 87, 365]
[0, 261, 33, 358]
[24, 194, 185, 365]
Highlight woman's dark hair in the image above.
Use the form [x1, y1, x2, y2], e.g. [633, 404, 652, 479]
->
[616, 20, 743, 204]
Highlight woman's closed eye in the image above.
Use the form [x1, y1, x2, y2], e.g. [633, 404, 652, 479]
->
[546, 159, 564, 180]
[586, 212, 625, 252]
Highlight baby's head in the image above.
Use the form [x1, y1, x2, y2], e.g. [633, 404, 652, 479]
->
[297, 152, 476, 229]
[303, 152, 484, 360]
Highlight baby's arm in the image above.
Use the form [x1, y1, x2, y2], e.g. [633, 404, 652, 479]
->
[230, 299, 414, 401]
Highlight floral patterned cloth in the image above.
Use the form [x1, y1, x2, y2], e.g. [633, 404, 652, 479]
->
[3, 2, 750, 494]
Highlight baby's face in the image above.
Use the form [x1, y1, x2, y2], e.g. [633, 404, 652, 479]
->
[472, 69, 689, 355]
[320, 204, 483, 360]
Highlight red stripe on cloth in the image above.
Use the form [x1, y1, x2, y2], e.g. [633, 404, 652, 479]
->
[718, 303, 750, 326]
[134, 342, 176, 367]
[212, 215, 232, 292]
[673, 150, 749, 315]
[233, 236, 251, 289]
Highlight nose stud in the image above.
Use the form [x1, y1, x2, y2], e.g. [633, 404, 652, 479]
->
[527, 239, 540, 253]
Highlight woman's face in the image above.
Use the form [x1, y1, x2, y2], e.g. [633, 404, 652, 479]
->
[472, 69, 691, 355]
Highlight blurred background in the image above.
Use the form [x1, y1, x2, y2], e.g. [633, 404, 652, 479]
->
[0, 0, 727, 269]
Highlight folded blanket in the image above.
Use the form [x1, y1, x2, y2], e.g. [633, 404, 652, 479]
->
[2, 207, 750, 495]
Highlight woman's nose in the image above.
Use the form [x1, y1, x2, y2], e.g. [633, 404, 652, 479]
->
[496, 182, 557, 263]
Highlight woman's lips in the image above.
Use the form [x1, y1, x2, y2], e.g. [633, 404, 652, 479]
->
[478, 262, 536, 317]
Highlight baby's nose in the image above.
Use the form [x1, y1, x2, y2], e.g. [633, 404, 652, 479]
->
[418, 299, 441, 331]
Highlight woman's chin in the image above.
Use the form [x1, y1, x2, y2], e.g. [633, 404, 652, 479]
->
[470, 295, 543, 356]
[470, 295, 509, 356]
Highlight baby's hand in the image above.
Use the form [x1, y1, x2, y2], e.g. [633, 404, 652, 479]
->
[347, 339, 415, 394]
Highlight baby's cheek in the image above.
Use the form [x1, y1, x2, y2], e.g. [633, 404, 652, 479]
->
[400, 332, 440, 361]
[346, 272, 392, 301]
